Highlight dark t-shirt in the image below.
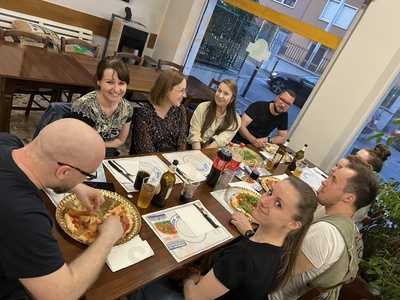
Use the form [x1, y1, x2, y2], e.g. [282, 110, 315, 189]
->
[212, 237, 284, 300]
[235, 101, 288, 144]
[0, 134, 64, 300]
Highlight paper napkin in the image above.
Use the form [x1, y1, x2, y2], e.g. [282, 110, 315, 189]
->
[106, 235, 154, 272]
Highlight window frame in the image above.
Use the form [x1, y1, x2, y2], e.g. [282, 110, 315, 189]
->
[272, 0, 297, 9]
[319, 0, 358, 30]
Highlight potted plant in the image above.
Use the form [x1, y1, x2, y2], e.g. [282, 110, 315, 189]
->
[361, 119, 400, 299]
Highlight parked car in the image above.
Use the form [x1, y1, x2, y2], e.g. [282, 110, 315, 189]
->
[267, 71, 319, 107]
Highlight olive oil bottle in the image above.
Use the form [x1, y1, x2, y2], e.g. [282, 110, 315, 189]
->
[152, 160, 178, 207]
[267, 140, 289, 171]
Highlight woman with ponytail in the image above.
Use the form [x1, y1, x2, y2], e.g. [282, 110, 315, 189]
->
[356, 143, 391, 172]
[183, 176, 318, 300]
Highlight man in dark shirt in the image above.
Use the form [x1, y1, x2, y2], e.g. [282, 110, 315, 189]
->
[0, 119, 124, 300]
[234, 90, 295, 148]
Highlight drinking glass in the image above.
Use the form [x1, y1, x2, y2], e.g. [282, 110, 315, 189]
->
[293, 160, 308, 177]
[137, 177, 156, 209]
[180, 181, 201, 203]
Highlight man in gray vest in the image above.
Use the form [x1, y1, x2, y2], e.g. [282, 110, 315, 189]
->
[231, 161, 379, 300]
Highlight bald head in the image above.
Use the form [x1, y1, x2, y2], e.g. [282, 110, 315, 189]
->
[32, 118, 105, 172]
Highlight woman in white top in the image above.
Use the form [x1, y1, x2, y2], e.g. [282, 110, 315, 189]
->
[189, 79, 241, 149]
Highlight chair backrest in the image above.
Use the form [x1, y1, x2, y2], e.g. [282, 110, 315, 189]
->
[115, 52, 143, 65]
[3, 29, 50, 48]
[60, 36, 99, 57]
[33, 102, 72, 138]
[157, 59, 183, 72]
[208, 78, 221, 91]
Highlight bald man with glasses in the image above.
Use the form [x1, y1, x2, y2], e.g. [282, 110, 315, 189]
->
[234, 90, 295, 147]
[0, 118, 124, 300]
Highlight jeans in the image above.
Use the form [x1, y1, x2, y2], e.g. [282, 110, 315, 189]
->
[128, 278, 184, 300]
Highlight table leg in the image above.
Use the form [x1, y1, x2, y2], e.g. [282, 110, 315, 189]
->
[0, 78, 16, 132]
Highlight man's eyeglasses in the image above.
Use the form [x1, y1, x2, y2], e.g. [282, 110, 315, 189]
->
[57, 162, 97, 180]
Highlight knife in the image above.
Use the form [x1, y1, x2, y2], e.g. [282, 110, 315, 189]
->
[193, 203, 219, 229]
[108, 160, 134, 183]
[176, 167, 190, 183]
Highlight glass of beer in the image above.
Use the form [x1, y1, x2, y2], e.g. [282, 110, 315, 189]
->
[293, 160, 307, 177]
[137, 177, 156, 209]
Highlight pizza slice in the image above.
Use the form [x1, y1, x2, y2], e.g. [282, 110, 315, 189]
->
[64, 204, 133, 244]
[230, 190, 260, 221]
[260, 176, 280, 192]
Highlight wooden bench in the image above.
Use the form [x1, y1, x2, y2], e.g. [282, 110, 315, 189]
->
[0, 8, 93, 42]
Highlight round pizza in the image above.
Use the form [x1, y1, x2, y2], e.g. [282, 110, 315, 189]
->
[230, 190, 260, 221]
[260, 176, 280, 192]
[233, 147, 263, 167]
[64, 203, 133, 244]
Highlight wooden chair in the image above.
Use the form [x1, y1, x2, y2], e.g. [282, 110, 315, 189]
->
[113, 52, 149, 104]
[157, 59, 183, 72]
[3, 30, 59, 117]
[115, 52, 144, 66]
[60, 36, 99, 57]
[208, 78, 221, 91]
[60, 37, 99, 102]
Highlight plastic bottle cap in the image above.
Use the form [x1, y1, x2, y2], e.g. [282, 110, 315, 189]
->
[250, 169, 260, 180]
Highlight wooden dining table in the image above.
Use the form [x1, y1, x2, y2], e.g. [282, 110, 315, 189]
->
[0, 41, 214, 132]
[44, 148, 242, 300]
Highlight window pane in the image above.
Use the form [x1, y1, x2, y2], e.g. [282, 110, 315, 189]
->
[334, 6, 357, 29]
[283, 0, 297, 7]
[321, 0, 340, 22]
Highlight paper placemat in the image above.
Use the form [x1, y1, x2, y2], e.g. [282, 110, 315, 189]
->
[300, 167, 326, 191]
[104, 156, 181, 193]
[210, 189, 234, 214]
[163, 150, 212, 182]
[143, 200, 232, 262]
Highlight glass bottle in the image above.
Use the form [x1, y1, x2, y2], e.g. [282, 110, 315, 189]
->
[152, 160, 178, 207]
[267, 139, 290, 171]
[288, 144, 308, 172]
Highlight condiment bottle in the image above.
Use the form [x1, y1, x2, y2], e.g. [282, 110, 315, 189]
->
[267, 139, 290, 171]
[152, 160, 178, 207]
[288, 144, 308, 172]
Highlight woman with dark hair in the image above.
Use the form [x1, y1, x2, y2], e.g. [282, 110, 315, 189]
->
[71, 56, 132, 157]
[356, 143, 391, 172]
[188, 79, 240, 149]
[131, 69, 187, 154]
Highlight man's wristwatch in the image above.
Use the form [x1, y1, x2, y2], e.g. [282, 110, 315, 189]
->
[244, 229, 255, 238]
[267, 136, 272, 144]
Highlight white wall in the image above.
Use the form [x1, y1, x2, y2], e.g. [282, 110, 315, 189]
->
[44, 0, 170, 56]
[44, 0, 169, 34]
[289, 0, 400, 171]
[152, 0, 207, 67]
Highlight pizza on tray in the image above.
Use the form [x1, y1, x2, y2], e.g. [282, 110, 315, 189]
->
[233, 147, 263, 167]
[64, 204, 133, 244]
[260, 176, 281, 192]
[230, 190, 260, 221]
